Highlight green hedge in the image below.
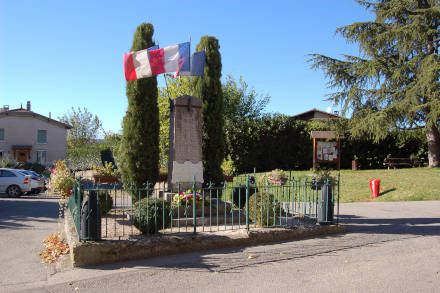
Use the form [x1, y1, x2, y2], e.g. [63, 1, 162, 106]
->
[226, 114, 312, 173]
[226, 114, 428, 172]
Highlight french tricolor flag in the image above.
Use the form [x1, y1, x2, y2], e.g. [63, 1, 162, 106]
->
[124, 42, 190, 81]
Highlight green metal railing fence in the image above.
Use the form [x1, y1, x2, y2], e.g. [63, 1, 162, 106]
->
[68, 176, 339, 241]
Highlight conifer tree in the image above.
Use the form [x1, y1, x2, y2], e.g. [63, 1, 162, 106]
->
[309, 0, 440, 167]
[192, 36, 225, 184]
[120, 23, 159, 199]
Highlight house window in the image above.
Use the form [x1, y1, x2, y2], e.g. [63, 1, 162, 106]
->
[37, 130, 47, 144]
[0, 151, 3, 159]
[37, 150, 47, 165]
[0, 128, 4, 141]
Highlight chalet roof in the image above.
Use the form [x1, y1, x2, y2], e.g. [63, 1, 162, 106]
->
[292, 108, 343, 120]
[0, 108, 72, 129]
[310, 131, 344, 139]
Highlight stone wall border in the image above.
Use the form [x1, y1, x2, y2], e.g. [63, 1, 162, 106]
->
[64, 210, 345, 267]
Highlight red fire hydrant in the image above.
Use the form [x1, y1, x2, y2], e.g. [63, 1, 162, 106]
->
[369, 179, 381, 198]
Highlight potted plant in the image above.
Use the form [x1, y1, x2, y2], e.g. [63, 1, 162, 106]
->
[312, 167, 335, 189]
[93, 161, 120, 184]
[352, 155, 359, 170]
[47, 160, 77, 219]
[269, 169, 288, 185]
[221, 156, 236, 182]
[48, 160, 77, 198]
[159, 167, 168, 182]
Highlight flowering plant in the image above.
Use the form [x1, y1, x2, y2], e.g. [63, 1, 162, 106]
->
[47, 160, 77, 198]
[172, 189, 203, 206]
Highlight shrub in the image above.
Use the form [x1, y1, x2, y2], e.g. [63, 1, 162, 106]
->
[66, 144, 102, 171]
[248, 191, 281, 227]
[93, 161, 119, 177]
[98, 190, 113, 216]
[23, 162, 47, 176]
[0, 157, 19, 168]
[221, 156, 236, 176]
[133, 197, 171, 234]
[47, 160, 77, 198]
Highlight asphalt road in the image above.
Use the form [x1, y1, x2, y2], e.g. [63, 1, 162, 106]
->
[0, 194, 61, 293]
[2, 199, 440, 293]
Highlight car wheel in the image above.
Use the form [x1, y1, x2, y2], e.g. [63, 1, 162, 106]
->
[7, 185, 22, 198]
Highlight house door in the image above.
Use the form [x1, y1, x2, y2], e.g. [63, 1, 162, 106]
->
[16, 150, 29, 163]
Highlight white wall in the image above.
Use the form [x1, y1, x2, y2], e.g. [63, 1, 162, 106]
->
[0, 115, 67, 165]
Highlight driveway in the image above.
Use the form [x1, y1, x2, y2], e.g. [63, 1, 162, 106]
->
[0, 194, 61, 293]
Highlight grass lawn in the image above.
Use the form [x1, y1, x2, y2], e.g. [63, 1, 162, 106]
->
[337, 167, 440, 202]
[238, 167, 440, 203]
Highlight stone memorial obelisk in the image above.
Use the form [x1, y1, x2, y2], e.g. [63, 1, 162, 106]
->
[168, 95, 204, 192]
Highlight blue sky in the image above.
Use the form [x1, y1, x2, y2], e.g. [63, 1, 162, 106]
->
[0, 0, 373, 134]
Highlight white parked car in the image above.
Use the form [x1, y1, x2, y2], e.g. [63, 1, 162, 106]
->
[0, 168, 32, 197]
[18, 170, 45, 194]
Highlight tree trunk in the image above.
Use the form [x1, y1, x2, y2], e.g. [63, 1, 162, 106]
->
[426, 124, 440, 167]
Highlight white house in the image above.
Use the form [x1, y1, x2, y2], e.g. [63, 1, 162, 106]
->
[0, 101, 72, 166]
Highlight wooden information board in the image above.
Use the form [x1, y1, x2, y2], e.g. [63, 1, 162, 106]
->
[311, 131, 343, 170]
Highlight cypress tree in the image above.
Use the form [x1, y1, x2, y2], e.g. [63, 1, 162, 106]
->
[309, 0, 440, 167]
[192, 36, 225, 185]
[120, 23, 159, 199]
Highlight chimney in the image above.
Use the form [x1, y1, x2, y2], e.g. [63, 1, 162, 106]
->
[26, 101, 31, 111]
[49, 112, 51, 119]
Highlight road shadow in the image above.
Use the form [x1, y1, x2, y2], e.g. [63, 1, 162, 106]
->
[339, 214, 440, 236]
[81, 212, 439, 274]
[61, 201, 440, 275]
[80, 228, 355, 274]
[0, 197, 60, 229]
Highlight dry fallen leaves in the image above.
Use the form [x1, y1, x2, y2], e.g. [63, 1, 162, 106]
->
[40, 233, 70, 264]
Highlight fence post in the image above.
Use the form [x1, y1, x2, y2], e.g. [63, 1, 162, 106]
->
[193, 176, 197, 235]
[246, 175, 250, 231]
[337, 173, 340, 225]
[77, 180, 82, 236]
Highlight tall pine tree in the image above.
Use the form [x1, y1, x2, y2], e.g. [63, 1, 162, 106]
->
[192, 36, 225, 185]
[309, 0, 440, 167]
[120, 23, 159, 199]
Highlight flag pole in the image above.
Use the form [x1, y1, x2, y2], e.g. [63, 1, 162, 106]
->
[189, 34, 192, 96]
[164, 74, 173, 111]
[157, 39, 172, 107]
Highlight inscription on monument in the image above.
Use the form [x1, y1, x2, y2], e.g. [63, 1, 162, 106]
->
[168, 95, 203, 192]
